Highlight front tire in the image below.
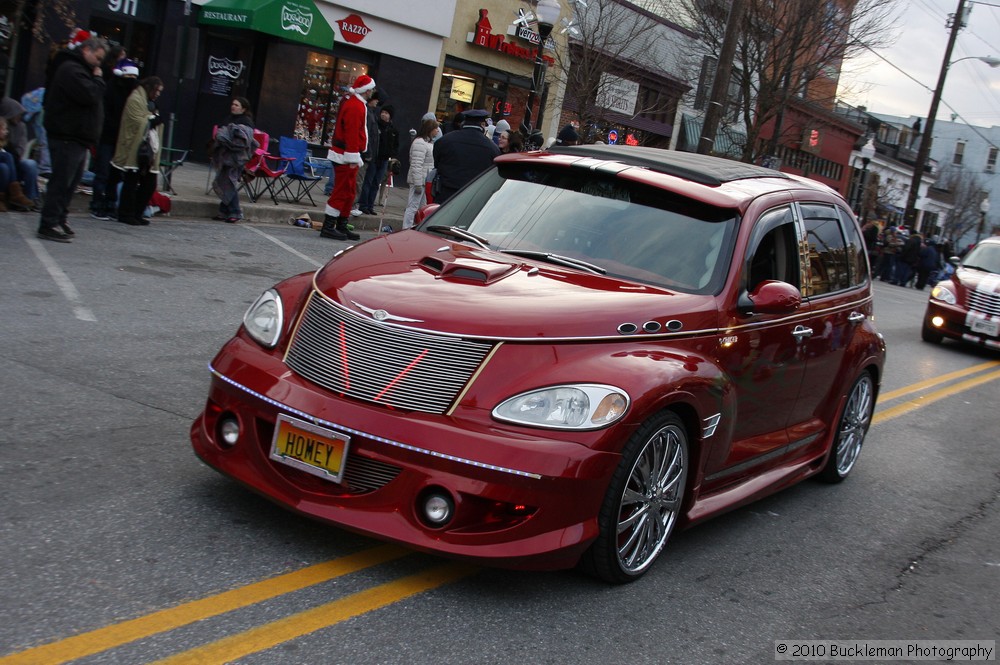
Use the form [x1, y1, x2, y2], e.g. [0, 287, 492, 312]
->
[818, 372, 874, 483]
[921, 320, 943, 344]
[581, 412, 688, 583]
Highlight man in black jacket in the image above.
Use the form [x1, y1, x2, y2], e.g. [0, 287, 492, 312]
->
[358, 104, 399, 214]
[432, 109, 500, 204]
[37, 35, 108, 242]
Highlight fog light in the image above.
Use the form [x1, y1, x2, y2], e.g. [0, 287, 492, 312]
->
[421, 491, 454, 527]
[218, 416, 240, 448]
[931, 316, 944, 328]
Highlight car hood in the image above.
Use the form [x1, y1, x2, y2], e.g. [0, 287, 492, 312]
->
[313, 231, 720, 340]
[955, 267, 1000, 294]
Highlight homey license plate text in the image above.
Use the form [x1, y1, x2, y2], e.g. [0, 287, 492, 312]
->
[269, 414, 350, 483]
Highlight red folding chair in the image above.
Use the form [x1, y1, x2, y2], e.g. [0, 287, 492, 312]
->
[240, 130, 293, 205]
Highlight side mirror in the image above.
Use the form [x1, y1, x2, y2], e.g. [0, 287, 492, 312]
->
[948, 255, 960, 266]
[745, 280, 801, 314]
[414, 204, 440, 227]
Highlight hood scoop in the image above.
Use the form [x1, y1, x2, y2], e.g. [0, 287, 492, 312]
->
[418, 253, 519, 284]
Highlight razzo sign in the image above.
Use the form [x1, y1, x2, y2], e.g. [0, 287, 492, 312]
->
[281, 4, 314, 36]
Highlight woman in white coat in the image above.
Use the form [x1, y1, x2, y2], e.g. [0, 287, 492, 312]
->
[403, 116, 439, 229]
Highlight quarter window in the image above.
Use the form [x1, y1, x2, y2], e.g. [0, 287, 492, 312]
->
[800, 204, 849, 296]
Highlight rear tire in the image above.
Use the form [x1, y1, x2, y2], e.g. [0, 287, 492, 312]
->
[818, 372, 874, 483]
[580, 412, 688, 583]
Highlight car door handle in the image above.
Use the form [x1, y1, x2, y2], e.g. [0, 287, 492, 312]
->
[792, 325, 813, 341]
[848, 312, 866, 323]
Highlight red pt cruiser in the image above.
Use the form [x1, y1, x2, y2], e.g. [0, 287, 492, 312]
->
[191, 146, 886, 583]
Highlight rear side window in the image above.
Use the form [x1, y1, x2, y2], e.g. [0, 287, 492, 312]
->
[837, 206, 870, 286]
[800, 203, 849, 296]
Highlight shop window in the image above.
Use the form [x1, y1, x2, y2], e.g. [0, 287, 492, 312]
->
[295, 52, 368, 147]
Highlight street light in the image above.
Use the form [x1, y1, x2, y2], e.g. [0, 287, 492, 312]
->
[520, 0, 561, 143]
[977, 196, 990, 244]
[854, 138, 876, 219]
[902, 0, 1000, 229]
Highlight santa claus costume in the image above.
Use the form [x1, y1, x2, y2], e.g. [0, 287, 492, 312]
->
[320, 74, 376, 241]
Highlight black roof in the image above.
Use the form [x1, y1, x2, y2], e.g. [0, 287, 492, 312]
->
[548, 144, 789, 187]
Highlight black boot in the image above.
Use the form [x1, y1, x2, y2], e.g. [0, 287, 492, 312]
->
[320, 214, 347, 240]
[337, 217, 360, 241]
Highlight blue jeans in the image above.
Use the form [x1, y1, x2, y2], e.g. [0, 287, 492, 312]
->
[17, 157, 39, 200]
[358, 158, 388, 212]
[0, 150, 16, 191]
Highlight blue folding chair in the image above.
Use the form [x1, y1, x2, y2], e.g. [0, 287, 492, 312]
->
[275, 136, 323, 206]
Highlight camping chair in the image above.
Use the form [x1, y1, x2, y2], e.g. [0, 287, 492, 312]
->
[274, 136, 323, 205]
[239, 130, 292, 205]
[159, 148, 188, 195]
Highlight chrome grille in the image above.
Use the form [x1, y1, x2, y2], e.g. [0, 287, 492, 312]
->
[285, 293, 494, 413]
[969, 289, 1000, 316]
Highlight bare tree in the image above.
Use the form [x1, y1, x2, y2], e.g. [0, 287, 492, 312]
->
[935, 166, 986, 245]
[6, 0, 77, 45]
[677, 0, 898, 163]
[548, 0, 681, 145]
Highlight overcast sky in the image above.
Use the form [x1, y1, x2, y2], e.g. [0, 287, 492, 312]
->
[838, 0, 1000, 128]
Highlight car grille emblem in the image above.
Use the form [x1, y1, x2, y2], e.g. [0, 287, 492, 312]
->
[353, 301, 423, 323]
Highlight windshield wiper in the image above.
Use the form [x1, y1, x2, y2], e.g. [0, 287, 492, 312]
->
[500, 248, 607, 275]
[961, 264, 996, 273]
[425, 225, 490, 250]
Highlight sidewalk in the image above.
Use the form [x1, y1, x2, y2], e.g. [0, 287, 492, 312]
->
[71, 160, 410, 232]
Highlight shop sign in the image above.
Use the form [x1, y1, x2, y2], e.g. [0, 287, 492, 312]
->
[281, 3, 314, 36]
[509, 9, 555, 50]
[493, 100, 512, 117]
[468, 9, 554, 66]
[596, 74, 639, 116]
[802, 126, 823, 154]
[96, 0, 157, 23]
[205, 55, 245, 96]
[338, 13, 371, 44]
[607, 129, 618, 145]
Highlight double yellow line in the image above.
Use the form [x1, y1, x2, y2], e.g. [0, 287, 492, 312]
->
[4, 360, 999, 664]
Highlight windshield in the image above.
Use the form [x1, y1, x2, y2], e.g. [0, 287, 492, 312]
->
[960, 242, 1000, 274]
[419, 165, 738, 294]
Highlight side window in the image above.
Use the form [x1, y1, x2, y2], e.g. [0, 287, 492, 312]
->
[746, 207, 800, 294]
[800, 203, 849, 296]
[837, 206, 869, 286]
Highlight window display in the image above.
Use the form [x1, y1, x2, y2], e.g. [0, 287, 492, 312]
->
[295, 52, 369, 147]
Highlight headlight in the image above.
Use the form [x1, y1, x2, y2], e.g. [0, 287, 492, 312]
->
[930, 283, 956, 305]
[243, 289, 283, 348]
[492, 384, 629, 430]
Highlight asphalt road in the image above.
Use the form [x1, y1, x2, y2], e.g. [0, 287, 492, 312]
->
[1, 212, 998, 664]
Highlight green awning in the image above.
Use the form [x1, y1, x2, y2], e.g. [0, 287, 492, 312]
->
[199, 0, 335, 49]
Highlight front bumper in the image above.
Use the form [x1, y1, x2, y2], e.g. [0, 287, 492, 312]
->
[925, 301, 1000, 350]
[190, 337, 620, 570]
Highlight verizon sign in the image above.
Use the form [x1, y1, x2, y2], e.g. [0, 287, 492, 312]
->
[596, 74, 639, 115]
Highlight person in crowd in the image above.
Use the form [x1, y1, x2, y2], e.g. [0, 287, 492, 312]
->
[20, 87, 50, 176]
[0, 97, 41, 210]
[894, 229, 921, 286]
[0, 117, 38, 212]
[492, 118, 509, 147]
[358, 103, 398, 215]
[876, 225, 903, 282]
[915, 236, 941, 290]
[321, 74, 377, 241]
[36, 33, 108, 243]
[110, 76, 164, 226]
[861, 219, 880, 267]
[210, 96, 255, 223]
[403, 116, 438, 230]
[555, 123, 580, 146]
[91, 54, 139, 220]
[346, 88, 381, 217]
[431, 108, 500, 204]
[498, 128, 524, 154]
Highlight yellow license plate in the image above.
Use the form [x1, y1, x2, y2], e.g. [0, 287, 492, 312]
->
[269, 415, 350, 483]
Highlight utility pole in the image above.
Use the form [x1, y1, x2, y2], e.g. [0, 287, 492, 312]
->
[903, 0, 966, 230]
[697, 0, 746, 155]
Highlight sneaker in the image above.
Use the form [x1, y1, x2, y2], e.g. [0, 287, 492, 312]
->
[139, 218, 152, 226]
[350, 208, 362, 217]
[37, 227, 72, 243]
[90, 210, 110, 221]
[60, 222, 75, 236]
[225, 217, 240, 224]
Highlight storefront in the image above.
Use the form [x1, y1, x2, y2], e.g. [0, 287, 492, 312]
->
[436, 3, 562, 139]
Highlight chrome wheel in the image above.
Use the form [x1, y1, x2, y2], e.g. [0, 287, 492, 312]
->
[616, 422, 687, 574]
[581, 412, 689, 583]
[820, 372, 874, 482]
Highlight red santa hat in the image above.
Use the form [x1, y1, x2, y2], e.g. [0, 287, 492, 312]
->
[351, 75, 376, 94]
[68, 28, 91, 49]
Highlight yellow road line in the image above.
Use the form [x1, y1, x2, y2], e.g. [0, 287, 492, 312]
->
[0, 545, 409, 665]
[878, 360, 1000, 403]
[873, 367, 1000, 425]
[151, 563, 478, 665]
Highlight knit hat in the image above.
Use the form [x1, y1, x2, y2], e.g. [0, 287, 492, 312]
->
[351, 75, 376, 94]
[114, 58, 140, 77]
[556, 124, 580, 144]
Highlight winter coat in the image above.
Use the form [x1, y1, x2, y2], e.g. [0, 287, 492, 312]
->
[407, 136, 434, 187]
[43, 48, 106, 147]
[111, 86, 163, 173]
[211, 123, 258, 169]
[432, 125, 500, 191]
[376, 119, 399, 162]
[327, 93, 368, 166]
[100, 76, 139, 146]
